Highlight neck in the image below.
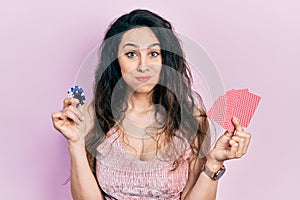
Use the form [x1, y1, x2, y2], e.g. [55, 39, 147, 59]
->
[127, 90, 153, 113]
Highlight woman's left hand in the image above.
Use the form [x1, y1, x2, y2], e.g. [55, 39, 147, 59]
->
[207, 117, 252, 166]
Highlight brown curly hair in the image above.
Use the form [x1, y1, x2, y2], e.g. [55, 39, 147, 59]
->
[84, 9, 211, 180]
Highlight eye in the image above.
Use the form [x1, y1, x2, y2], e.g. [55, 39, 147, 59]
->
[149, 51, 160, 57]
[125, 52, 137, 58]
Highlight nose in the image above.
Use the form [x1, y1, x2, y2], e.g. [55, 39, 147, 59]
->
[137, 51, 149, 72]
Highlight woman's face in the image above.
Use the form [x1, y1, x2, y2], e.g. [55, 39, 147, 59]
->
[118, 27, 162, 94]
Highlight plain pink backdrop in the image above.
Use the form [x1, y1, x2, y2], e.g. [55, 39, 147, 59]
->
[1, 0, 299, 199]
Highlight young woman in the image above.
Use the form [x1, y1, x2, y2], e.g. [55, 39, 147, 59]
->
[52, 9, 251, 200]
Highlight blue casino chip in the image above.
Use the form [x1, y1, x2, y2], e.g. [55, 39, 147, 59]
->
[67, 85, 86, 105]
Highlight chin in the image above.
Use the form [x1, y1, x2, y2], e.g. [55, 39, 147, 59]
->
[131, 84, 156, 94]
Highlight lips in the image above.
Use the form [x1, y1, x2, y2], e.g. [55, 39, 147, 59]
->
[136, 76, 151, 82]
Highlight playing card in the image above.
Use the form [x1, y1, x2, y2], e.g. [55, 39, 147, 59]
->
[223, 89, 243, 130]
[207, 95, 226, 128]
[207, 88, 261, 131]
[232, 89, 261, 129]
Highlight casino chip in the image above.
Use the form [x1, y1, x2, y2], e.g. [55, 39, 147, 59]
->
[67, 85, 86, 105]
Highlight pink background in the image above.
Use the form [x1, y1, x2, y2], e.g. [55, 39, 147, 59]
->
[1, 0, 299, 199]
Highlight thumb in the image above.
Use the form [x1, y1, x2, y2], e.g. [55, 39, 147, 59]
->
[232, 117, 244, 132]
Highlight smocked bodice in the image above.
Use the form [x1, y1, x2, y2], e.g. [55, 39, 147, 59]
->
[96, 126, 192, 199]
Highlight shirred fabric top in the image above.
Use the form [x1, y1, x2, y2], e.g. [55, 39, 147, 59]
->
[96, 126, 192, 200]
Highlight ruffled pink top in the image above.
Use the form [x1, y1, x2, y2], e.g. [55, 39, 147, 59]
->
[96, 126, 192, 200]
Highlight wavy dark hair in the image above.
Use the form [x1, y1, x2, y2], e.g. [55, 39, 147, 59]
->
[85, 9, 211, 178]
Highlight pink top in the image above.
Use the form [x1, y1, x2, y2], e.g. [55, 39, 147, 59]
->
[96, 126, 192, 200]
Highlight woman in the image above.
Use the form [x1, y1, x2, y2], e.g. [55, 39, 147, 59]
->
[52, 9, 251, 200]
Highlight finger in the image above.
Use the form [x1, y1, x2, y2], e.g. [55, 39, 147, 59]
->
[235, 131, 251, 138]
[218, 131, 234, 145]
[224, 131, 234, 138]
[63, 98, 80, 108]
[52, 111, 61, 120]
[51, 112, 67, 131]
[67, 105, 85, 121]
[236, 132, 251, 154]
[227, 139, 239, 159]
[232, 136, 246, 157]
[232, 117, 244, 132]
[62, 109, 81, 125]
[51, 111, 67, 122]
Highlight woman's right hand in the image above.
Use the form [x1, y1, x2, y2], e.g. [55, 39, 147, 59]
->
[51, 98, 86, 144]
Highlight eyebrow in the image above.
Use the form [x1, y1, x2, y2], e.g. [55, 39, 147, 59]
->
[122, 43, 160, 49]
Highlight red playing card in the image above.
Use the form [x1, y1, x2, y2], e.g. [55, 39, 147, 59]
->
[223, 89, 244, 130]
[207, 89, 261, 131]
[232, 89, 261, 129]
[207, 95, 226, 128]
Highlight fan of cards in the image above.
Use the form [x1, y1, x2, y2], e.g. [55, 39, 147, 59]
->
[207, 88, 261, 131]
[67, 85, 86, 105]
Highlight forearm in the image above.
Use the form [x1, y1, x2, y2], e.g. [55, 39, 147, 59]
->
[68, 141, 103, 200]
[184, 159, 223, 200]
